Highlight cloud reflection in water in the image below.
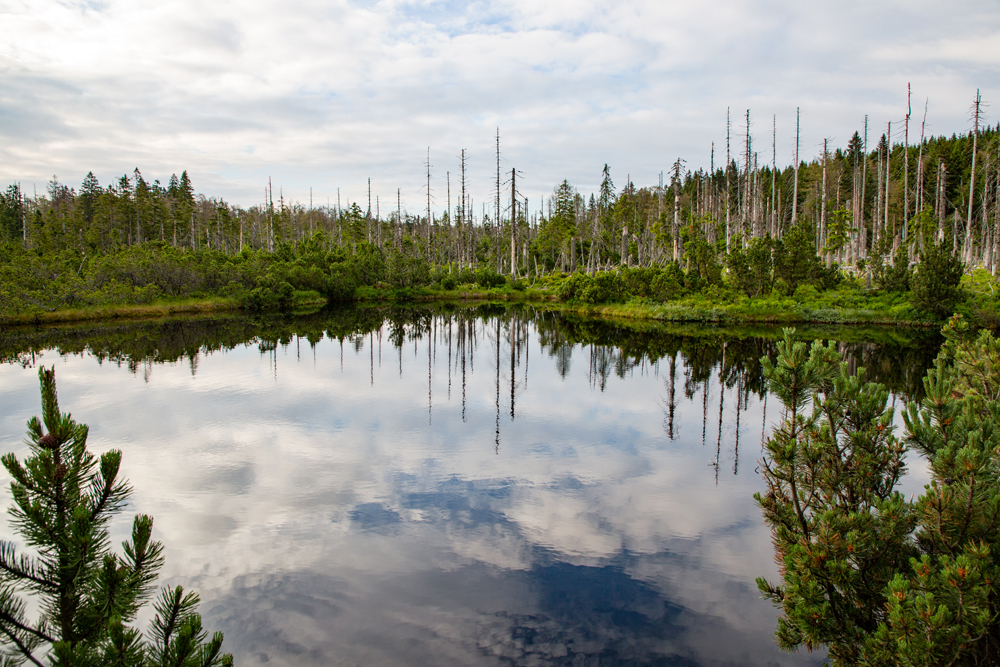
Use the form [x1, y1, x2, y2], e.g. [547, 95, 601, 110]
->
[0, 310, 938, 666]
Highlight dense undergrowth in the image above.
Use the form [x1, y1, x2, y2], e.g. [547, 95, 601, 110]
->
[1, 231, 997, 328]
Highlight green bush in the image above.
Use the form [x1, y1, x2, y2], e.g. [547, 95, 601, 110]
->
[557, 273, 588, 301]
[873, 246, 911, 293]
[243, 279, 294, 311]
[649, 271, 682, 301]
[323, 266, 357, 302]
[455, 267, 476, 285]
[757, 323, 1000, 666]
[773, 221, 833, 293]
[385, 247, 430, 288]
[475, 268, 506, 288]
[911, 242, 964, 318]
[791, 283, 820, 304]
[580, 272, 625, 304]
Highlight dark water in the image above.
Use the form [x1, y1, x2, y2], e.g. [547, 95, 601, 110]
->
[0, 306, 942, 666]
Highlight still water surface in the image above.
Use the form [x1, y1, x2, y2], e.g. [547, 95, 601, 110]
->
[0, 306, 941, 666]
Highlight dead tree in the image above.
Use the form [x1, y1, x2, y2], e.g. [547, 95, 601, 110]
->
[966, 89, 982, 266]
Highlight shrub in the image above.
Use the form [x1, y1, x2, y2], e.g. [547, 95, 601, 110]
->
[649, 271, 682, 301]
[873, 246, 912, 293]
[757, 323, 1000, 666]
[910, 242, 964, 318]
[579, 272, 625, 304]
[455, 267, 476, 285]
[0, 367, 233, 665]
[475, 268, 506, 289]
[557, 273, 588, 301]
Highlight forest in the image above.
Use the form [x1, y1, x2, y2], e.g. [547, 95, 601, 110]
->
[1, 102, 998, 325]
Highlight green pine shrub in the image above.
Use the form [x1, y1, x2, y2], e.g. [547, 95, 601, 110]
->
[0, 367, 233, 666]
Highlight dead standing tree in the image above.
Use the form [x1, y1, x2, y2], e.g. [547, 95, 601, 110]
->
[966, 89, 983, 266]
[671, 158, 685, 262]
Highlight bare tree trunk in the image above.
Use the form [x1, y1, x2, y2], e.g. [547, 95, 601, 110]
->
[446, 171, 451, 264]
[916, 98, 928, 253]
[495, 128, 502, 272]
[460, 149, 467, 267]
[771, 115, 777, 238]
[792, 107, 800, 227]
[875, 138, 883, 252]
[982, 154, 992, 271]
[510, 168, 518, 277]
[426, 148, 433, 260]
[726, 108, 732, 250]
[903, 83, 911, 237]
[885, 122, 892, 255]
[861, 116, 868, 261]
[994, 151, 1000, 276]
[965, 89, 982, 266]
[672, 158, 683, 261]
[937, 161, 947, 244]
[822, 138, 829, 267]
[744, 108, 752, 242]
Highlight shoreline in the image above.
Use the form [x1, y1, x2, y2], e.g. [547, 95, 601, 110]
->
[0, 299, 243, 327]
[0, 289, 945, 330]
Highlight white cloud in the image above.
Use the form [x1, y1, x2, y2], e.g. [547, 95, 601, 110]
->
[0, 0, 996, 209]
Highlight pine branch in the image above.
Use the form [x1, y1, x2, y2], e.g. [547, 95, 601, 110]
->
[0, 624, 44, 667]
[0, 543, 53, 591]
[0, 587, 55, 646]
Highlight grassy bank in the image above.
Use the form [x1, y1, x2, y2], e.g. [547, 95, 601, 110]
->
[0, 284, 958, 329]
[0, 291, 327, 326]
[353, 282, 948, 328]
[1, 239, 994, 330]
[543, 293, 939, 328]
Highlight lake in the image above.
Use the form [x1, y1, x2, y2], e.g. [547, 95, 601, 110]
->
[0, 305, 942, 666]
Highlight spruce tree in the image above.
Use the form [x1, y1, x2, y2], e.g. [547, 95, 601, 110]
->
[0, 366, 233, 667]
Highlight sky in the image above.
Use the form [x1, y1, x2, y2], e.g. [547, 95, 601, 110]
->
[1, 0, 998, 215]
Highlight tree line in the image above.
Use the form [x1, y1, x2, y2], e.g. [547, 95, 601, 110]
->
[0, 95, 994, 319]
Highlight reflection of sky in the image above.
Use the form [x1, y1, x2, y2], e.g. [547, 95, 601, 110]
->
[0, 318, 838, 666]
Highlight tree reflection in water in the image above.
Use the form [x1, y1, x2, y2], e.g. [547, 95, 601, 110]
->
[0, 305, 944, 666]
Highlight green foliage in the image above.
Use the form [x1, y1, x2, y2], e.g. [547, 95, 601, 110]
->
[772, 221, 836, 294]
[507, 277, 527, 291]
[454, 267, 476, 286]
[910, 242, 964, 318]
[909, 206, 938, 250]
[579, 272, 625, 304]
[873, 246, 912, 294]
[682, 229, 722, 289]
[726, 236, 773, 298]
[474, 268, 506, 289]
[385, 246, 430, 289]
[758, 320, 1000, 665]
[556, 268, 684, 305]
[822, 208, 853, 258]
[532, 181, 580, 271]
[243, 278, 294, 311]
[0, 367, 232, 666]
[650, 263, 684, 301]
[0, 185, 24, 242]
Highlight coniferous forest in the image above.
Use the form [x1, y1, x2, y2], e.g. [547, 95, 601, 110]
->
[2, 105, 999, 324]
